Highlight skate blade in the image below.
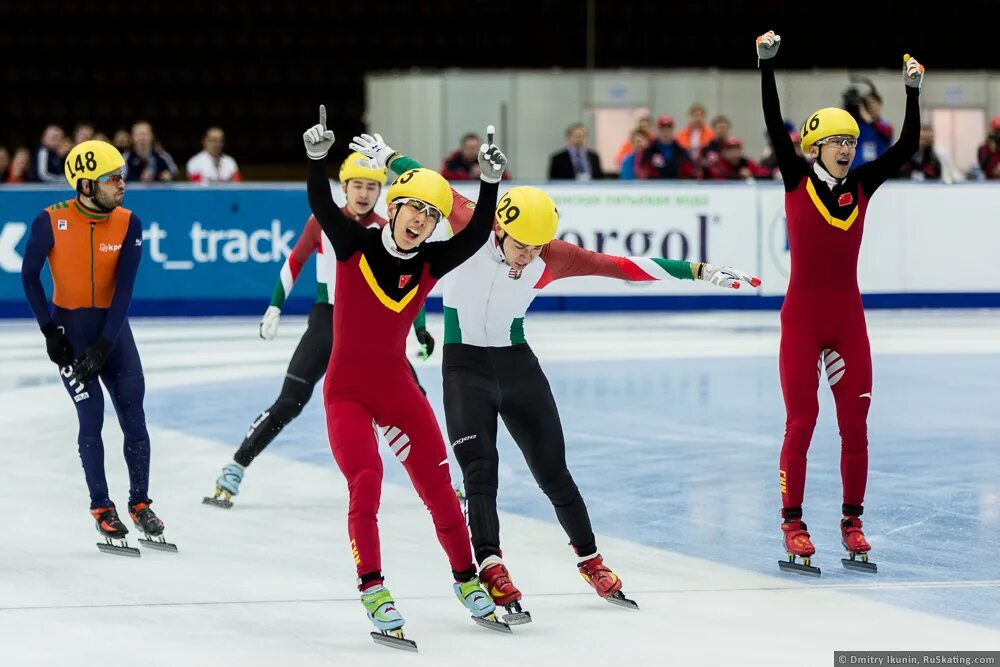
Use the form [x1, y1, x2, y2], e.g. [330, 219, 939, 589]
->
[778, 559, 822, 577]
[472, 613, 512, 634]
[502, 609, 532, 625]
[202, 496, 233, 509]
[370, 631, 418, 652]
[604, 590, 639, 610]
[96, 541, 141, 558]
[841, 557, 877, 573]
[138, 536, 178, 553]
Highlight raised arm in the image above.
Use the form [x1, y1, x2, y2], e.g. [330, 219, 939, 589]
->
[304, 105, 367, 261]
[537, 240, 760, 290]
[757, 31, 808, 189]
[856, 56, 924, 197]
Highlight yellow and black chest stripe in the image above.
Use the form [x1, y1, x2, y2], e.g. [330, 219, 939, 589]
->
[356, 247, 425, 313]
[804, 174, 861, 231]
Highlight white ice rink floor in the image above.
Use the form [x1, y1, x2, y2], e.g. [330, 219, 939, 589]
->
[1, 310, 998, 666]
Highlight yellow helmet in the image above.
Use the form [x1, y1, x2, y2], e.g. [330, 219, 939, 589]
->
[65, 140, 125, 190]
[799, 107, 860, 152]
[386, 168, 453, 218]
[339, 152, 387, 185]
[496, 186, 559, 246]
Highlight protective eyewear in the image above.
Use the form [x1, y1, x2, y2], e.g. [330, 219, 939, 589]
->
[816, 137, 858, 149]
[397, 198, 442, 223]
[96, 169, 126, 184]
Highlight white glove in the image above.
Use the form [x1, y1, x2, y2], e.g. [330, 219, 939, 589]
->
[756, 31, 781, 60]
[303, 104, 336, 160]
[699, 263, 761, 290]
[478, 125, 508, 184]
[349, 133, 396, 169]
[903, 54, 924, 89]
[259, 306, 281, 340]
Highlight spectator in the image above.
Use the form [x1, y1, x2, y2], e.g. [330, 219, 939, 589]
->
[843, 79, 893, 167]
[7, 147, 32, 183]
[699, 115, 733, 171]
[0, 147, 9, 182]
[614, 115, 653, 168]
[441, 132, 484, 180]
[124, 120, 178, 182]
[619, 130, 652, 180]
[642, 114, 696, 179]
[34, 124, 67, 183]
[112, 128, 132, 155]
[704, 137, 766, 180]
[549, 122, 604, 180]
[675, 103, 716, 159]
[186, 126, 242, 183]
[759, 120, 803, 180]
[73, 122, 95, 146]
[976, 115, 1000, 180]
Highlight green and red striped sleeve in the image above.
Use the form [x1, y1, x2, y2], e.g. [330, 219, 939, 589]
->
[535, 239, 696, 289]
[270, 215, 322, 307]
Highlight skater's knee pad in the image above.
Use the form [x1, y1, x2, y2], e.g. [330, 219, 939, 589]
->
[271, 394, 308, 424]
[784, 413, 819, 453]
[839, 421, 869, 453]
[537, 469, 580, 507]
[461, 457, 498, 497]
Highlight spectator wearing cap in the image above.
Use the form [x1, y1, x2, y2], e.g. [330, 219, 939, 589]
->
[675, 103, 715, 160]
[976, 115, 1000, 180]
[704, 137, 766, 181]
[34, 124, 67, 183]
[619, 130, 652, 180]
[641, 115, 696, 179]
[187, 127, 242, 183]
[549, 123, 604, 180]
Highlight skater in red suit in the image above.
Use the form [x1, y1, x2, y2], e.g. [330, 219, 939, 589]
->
[757, 31, 924, 574]
[303, 106, 509, 642]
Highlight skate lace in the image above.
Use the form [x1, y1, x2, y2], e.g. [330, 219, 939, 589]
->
[98, 509, 123, 529]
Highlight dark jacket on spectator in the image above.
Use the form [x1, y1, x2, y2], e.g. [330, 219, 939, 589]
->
[34, 146, 64, 183]
[642, 140, 695, 179]
[898, 147, 942, 181]
[548, 148, 604, 180]
[124, 149, 177, 182]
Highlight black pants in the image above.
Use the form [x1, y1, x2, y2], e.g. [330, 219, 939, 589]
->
[443, 343, 596, 565]
[235, 303, 426, 467]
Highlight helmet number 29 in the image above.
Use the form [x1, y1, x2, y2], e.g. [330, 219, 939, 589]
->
[66, 151, 98, 179]
[497, 196, 520, 223]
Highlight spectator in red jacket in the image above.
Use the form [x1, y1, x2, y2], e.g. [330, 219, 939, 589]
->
[977, 115, 1000, 180]
[704, 137, 765, 181]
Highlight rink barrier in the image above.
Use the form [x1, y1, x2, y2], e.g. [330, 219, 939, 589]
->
[2, 181, 999, 317]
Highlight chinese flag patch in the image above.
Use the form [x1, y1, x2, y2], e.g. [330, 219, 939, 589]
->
[399, 275, 413, 289]
[837, 192, 854, 207]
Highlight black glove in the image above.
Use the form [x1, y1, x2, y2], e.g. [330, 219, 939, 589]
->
[70, 337, 114, 384]
[415, 327, 435, 359]
[41, 321, 74, 368]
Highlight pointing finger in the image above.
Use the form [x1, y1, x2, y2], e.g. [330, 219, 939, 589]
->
[319, 104, 327, 129]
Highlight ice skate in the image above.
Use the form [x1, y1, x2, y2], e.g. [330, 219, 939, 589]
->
[480, 556, 531, 625]
[203, 462, 244, 509]
[840, 516, 877, 573]
[778, 519, 820, 576]
[129, 502, 177, 553]
[92, 507, 139, 557]
[578, 553, 638, 609]
[362, 585, 417, 652]
[455, 576, 510, 633]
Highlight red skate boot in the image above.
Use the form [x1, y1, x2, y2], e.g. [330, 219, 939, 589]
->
[840, 516, 877, 573]
[578, 553, 637, 609]
[778, 519, 820, 576]
[479, 556, 531, 625]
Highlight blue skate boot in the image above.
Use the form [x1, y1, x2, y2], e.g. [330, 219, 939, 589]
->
[203, 462, 244, 509]
[362, 585, 416, 652]
[454, 576, 510, 633]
